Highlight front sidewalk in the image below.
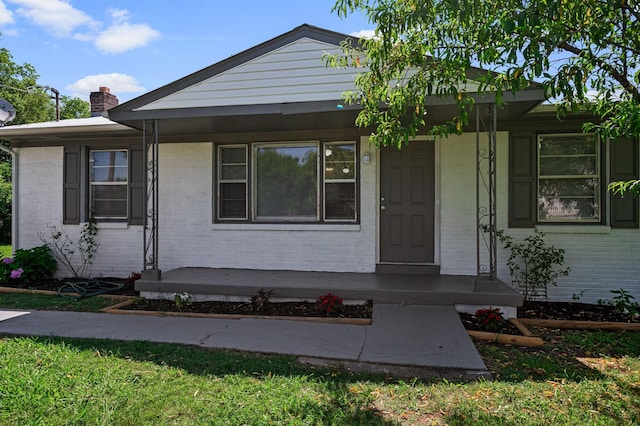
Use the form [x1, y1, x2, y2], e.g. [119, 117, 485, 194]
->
[0, 303, 489, 380]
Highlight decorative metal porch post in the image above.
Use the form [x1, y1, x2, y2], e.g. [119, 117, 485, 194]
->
[476, 104, 498, 284]
[142, 119, 161, 280]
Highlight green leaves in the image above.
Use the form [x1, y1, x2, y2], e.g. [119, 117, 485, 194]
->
[329, 0, 640, 149]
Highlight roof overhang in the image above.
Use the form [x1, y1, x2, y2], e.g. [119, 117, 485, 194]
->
[108, 87, 545, 137]
[0, 116, 139, 145]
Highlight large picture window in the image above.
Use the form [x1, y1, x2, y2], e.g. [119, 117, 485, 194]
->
[537, 134, 600, 222]
[216, 141, 357, 223]
[90, 149, 128, 219]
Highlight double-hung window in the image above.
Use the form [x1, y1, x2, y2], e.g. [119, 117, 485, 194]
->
[217, 141, 357, 223]
[89, 149, 128, 220]
[537, 133, 600, 222]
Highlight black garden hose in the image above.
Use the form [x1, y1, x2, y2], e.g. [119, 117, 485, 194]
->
[57, 279, 125, 299]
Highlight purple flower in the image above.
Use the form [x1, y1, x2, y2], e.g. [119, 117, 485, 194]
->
[10, 268, 23, 279]
[2, 257, 14, 264]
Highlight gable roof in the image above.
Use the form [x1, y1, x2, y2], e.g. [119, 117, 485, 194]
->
[109, 24, 359, 121]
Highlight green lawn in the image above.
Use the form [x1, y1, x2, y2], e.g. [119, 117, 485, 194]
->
[0, 292, 119, 312]
[1, 328, 639, 425]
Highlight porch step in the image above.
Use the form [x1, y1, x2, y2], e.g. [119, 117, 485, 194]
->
[136, 267, 523, 307]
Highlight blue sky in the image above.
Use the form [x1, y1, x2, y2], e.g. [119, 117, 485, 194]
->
[0, 0, 372, 103]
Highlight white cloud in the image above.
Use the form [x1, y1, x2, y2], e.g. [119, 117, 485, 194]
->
[4, 3, 159, 53]
[66, 73, 145, 99]
[94, 21, 160, 53]
[350, 29, 376, 39]
[0, 1, 14, 25]
[108, 8, 129, 24]
[9, 0, 97, 37]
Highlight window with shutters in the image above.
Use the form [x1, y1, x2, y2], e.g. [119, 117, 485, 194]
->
[509, 131, 638, 228]
[63, 146, 144, 225]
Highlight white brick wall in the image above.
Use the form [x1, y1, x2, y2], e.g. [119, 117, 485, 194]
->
[439, 132, 640, 304]
[16, 132, 640, 304]
[16, 147, 142, 278]
[156, 140, 377, 273]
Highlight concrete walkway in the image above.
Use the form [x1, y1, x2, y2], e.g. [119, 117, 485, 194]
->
[0, 304, 490, 380]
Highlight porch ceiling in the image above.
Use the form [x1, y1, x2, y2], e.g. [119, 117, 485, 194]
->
[109, 93, 543, 139]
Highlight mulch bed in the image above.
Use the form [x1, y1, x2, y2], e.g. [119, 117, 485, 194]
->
[3, 278, 639, 327]
[519, 300, 640, 323]
[121, 298, 373, 319]
[458, 313, 523, 335]
[1, 278, 139, 296]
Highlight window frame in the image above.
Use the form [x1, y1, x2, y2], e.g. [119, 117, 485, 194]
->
[217, 144, 249, 221]
[215, 140, 359, 224]
[323, 141, 358, 222]
[536, 133, 602, 224]
[89, 148, 129, 221]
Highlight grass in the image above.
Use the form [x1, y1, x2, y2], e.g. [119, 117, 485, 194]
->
[0, 292, 119, 312]
[0, 329, 639, 425]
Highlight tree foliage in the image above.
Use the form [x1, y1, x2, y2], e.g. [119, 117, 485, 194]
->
[330, 0, 640, 192]
[0, 47, 54, 124]
[0, 162, 11, 243]
[0, 42, 90, 242]
[60, 95, 90, 120]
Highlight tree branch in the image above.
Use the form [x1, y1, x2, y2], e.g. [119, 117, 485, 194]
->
[557, 40, 640, 102]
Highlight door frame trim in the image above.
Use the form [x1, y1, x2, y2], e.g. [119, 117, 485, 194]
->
[375, 136, 441, 267]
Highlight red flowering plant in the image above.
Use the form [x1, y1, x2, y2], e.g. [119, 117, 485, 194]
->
[317, 292, 343, 315]
[474, 307, 506, 332]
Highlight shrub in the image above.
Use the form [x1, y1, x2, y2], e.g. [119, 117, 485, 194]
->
[250, 289, 273, 313]
[608, 289, 640, 317]
[0, 162, 12, 244]
[475, 307, 506, 332]
[491, 227, 570, 302]
[40, 218, 99, 278]
[0, 245, 57, 283]
[317, 292, 343, 314]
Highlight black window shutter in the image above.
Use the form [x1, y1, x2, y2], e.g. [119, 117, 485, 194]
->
[63, 146, 81, 224]
[610, 138, 639, 228]
[128, 144, 145, 225]
[509, 132, 536, 228]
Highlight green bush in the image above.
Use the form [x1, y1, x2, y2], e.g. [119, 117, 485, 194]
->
[0, 162, 11, 244]
[0, 245, 57, 283]
[491, 227, 570, 302]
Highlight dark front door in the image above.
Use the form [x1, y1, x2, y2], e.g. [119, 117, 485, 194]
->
[380, 141, 435, 263]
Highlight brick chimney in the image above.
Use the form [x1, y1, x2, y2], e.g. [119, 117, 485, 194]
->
[90, 87, 119, 117]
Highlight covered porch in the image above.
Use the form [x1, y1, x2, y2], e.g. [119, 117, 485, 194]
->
[136, 268, 522, 309]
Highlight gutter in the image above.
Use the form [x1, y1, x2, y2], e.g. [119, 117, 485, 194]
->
[0, 145, 17, 251]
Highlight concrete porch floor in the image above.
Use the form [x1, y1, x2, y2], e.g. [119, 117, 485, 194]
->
[136, 267, 523, 307]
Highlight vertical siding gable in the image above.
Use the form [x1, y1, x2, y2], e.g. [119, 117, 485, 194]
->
[136, 38, 357, 111]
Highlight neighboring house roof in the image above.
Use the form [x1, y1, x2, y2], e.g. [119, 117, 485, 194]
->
[0, 116, 138, 145]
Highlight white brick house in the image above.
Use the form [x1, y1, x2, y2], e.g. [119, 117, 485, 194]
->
[1, 25, 638, 305]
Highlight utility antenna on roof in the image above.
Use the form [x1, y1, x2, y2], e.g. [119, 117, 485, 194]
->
[0, 99, 16, 126]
